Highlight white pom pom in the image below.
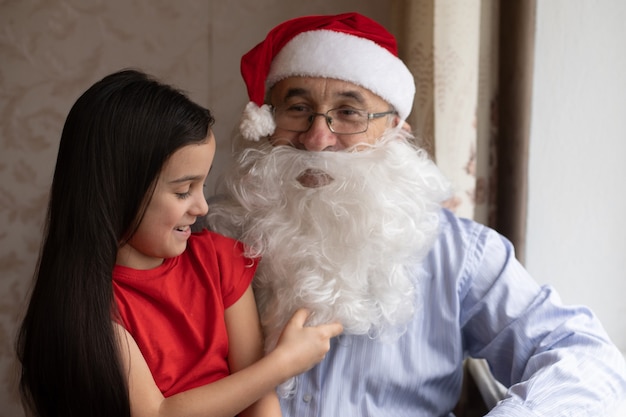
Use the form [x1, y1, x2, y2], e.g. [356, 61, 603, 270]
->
[239, 102, 276, 141]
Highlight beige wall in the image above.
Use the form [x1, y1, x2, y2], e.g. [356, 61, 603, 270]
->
[0, 1, 389, 415]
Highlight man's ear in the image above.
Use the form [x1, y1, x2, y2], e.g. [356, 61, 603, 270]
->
[393, 115, 412, 132]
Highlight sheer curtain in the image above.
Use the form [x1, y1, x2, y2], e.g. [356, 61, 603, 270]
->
[392, 0, 535, 261]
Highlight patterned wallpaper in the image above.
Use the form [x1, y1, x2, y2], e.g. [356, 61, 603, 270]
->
[0, 1, 389, 415]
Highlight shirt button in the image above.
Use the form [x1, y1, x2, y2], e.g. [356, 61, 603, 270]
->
[303, 394, 312, 403]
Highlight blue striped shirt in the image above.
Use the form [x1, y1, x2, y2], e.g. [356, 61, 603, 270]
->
[279, 209, 626, 416]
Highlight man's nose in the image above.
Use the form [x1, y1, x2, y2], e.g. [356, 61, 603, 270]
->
[298, 114, 338, 151]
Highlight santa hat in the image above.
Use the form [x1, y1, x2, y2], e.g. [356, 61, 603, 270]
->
[239, 12, 415, 141]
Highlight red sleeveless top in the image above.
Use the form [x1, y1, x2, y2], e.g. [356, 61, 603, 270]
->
[113, 230, 257, 397]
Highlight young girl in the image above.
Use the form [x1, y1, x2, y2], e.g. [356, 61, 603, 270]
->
[16, 69, 342, 417]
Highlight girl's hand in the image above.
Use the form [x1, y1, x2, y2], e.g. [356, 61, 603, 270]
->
[271, 308, 343, 377]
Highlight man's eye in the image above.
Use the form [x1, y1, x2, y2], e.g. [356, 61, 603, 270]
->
[286, 104, 311, 114]
[334, 108, 364, 119]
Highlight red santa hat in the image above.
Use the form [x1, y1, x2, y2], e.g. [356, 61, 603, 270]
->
[239, 12, 416, 141]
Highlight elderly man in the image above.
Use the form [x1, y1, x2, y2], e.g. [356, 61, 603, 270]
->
[206, 12, 626, 416]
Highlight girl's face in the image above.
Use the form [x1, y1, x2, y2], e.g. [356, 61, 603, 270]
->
[116, 135, 216, 270]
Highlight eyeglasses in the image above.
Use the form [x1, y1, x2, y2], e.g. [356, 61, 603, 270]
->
[272, 106, 398, 135]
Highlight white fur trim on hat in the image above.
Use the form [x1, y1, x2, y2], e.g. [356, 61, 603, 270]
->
[240, 102, 276, 141]
[266, 30, 415, 120]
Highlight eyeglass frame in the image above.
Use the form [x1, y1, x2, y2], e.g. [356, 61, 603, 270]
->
[270, 106, 398, 135]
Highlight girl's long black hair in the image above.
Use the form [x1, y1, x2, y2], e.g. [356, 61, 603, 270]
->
[16, 69, 214, 416]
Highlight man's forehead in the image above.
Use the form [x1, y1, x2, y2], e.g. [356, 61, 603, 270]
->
[270, 77, 384, 105]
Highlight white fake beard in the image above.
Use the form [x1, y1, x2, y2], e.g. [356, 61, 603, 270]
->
[208, 129, 451, 352]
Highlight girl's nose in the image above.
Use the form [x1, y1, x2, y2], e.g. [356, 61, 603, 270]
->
[191, 192, 209, 217]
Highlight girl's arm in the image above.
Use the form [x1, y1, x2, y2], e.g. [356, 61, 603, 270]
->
[115, 297, 342, 417]
[224, 286, 281, 416]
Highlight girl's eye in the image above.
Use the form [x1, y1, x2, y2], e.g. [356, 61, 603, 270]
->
[176, 182, 205, 200]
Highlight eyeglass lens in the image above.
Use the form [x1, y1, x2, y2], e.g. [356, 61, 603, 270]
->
[275, 108, 370, 134]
